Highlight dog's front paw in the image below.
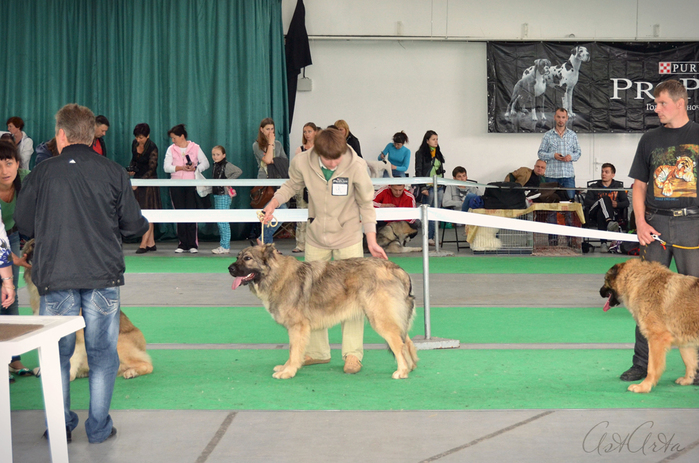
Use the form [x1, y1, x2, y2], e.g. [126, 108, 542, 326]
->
[122, 369, 138, 380]
[628, 382, 652, 393]
[272, 367, 298, 379]
[392, 369, 409, 379]
[675, 376, 695, 386]
[273, 364, 286, 372]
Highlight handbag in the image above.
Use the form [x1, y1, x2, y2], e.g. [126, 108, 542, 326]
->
[250, 185, 275, 208]
[195, 170, 212, 197]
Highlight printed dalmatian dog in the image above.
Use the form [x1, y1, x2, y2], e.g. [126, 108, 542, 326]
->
[505, 59, 551, 121]
[544, 46, 591, 118]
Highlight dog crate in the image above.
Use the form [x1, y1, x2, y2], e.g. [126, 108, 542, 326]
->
[470, 212, 534, 255]
[532, 209, 583, 256]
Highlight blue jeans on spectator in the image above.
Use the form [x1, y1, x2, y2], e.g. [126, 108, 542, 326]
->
[545, 176, 576, 200]
[421, 186, 445, 240]
[1, 231, 21, 363]
[461, 193, 480, 212]
[260, 202, 288, 244]
[213, 194, 232, 249]
[40, 287, 121, 443]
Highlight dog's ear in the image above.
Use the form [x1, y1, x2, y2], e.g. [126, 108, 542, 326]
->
[607, 262, 622, 280]
[262, 244, 279, 262]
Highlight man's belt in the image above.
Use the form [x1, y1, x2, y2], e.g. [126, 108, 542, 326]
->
[647, 207, 699, 217]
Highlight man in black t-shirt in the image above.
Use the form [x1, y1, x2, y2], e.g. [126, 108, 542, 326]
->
[622, 79, 699, 384]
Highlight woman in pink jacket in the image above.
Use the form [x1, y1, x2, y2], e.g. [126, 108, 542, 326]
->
[163, 124, 210, 253]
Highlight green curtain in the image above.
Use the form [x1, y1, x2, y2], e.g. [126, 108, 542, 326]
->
[1, 0, 289, 240]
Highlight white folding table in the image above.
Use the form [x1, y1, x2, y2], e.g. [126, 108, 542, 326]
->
[1, 315, 85, 463]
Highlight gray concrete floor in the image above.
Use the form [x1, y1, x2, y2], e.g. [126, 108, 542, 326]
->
[9, 231, 699, 463]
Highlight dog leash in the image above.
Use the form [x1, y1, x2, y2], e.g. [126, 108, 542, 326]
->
[651, 234, 699, 250]
[256, 211, 278, 244]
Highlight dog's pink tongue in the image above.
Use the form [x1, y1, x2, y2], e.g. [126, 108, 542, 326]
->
[603, 296, 611, 312]
[231, 277, 244, 291]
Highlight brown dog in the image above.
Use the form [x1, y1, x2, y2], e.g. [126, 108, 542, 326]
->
[22, 239, 153, 380]
[229, 244, 418, 379]
[600, 259, 699, 393]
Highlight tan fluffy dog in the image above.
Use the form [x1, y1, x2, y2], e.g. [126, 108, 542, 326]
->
[229, 244, 418, 379]
[600, 259, 699, 393]
[22, 239, 153, 380]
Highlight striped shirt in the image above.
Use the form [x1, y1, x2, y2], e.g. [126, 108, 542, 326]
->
[537, 128, 581, 178]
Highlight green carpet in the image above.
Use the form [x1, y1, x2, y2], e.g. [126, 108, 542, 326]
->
[89, 306, 636, 345]
[121, 254, 658, 275]
[10, 349, 698, 411]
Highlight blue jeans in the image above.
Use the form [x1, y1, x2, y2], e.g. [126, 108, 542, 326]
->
[213, 194, 232, 249]
[1, 232, 20, 362]
[421, 186, 445, 239]
[545, 176, 576, 200]
[384, 170, 406, 178]
[40, 287, 121, 443]
[461, 193, 480, 211]
[260, 203, 287, 244]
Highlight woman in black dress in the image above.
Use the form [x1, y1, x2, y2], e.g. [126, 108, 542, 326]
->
[128, 123, 161, 253]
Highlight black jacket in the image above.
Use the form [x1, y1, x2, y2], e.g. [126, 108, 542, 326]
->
[346, 132, 362, 158]
[414, 145, 445, 193]
[583, 179, 629, 210]
[15, 144, 149, 295]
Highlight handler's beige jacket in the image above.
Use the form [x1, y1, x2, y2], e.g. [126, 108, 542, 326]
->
[273, 146, 376, 250]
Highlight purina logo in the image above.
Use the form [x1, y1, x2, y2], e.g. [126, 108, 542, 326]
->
[659, 62, 699, 74]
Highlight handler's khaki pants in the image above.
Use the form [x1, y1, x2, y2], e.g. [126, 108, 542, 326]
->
[303, 241, 365, 362]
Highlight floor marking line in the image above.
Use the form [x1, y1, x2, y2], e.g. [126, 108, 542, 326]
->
[418, 410, 556, 462]
[195, 411, 237, 463]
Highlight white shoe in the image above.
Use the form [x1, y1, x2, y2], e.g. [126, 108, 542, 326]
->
[175, 248, 185, 253]
[211, 246, 230, 254]
[428, 239, 435, 246]
[607, 221, 620, 232]
[189, 248, 199, 253]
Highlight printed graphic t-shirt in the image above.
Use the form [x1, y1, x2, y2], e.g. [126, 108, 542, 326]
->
[629, 121, 699, 210]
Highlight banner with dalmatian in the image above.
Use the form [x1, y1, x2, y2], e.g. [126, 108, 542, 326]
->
[488, 42, 699, 133]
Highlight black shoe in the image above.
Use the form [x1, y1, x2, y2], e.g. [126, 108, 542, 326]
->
[136, 247, 148, 254]
[146, 245, 157, 252]
[105, 426, 117, 441]
[620, 364, 647, 381]
[43, 426, 72, 443]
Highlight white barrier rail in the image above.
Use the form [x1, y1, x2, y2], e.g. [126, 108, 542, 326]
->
[132, 177, 627, 193]
[141, 207, 637, 243]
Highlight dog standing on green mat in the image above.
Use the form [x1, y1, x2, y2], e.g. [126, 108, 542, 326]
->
[600, 259, 699, 393]
[229, 244, 418, 379]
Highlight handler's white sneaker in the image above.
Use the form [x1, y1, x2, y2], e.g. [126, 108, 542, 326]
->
[211, 246, 230, 254]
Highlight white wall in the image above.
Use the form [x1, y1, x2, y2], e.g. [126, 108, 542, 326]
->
[282, 0, 699, 186]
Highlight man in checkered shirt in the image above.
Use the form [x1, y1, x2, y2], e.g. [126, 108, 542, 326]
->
[537, 107, 581, 199]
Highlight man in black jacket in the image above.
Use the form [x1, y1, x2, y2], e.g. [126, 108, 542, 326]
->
[583, 163, 629, 231]
[15, 104, 148, 444]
